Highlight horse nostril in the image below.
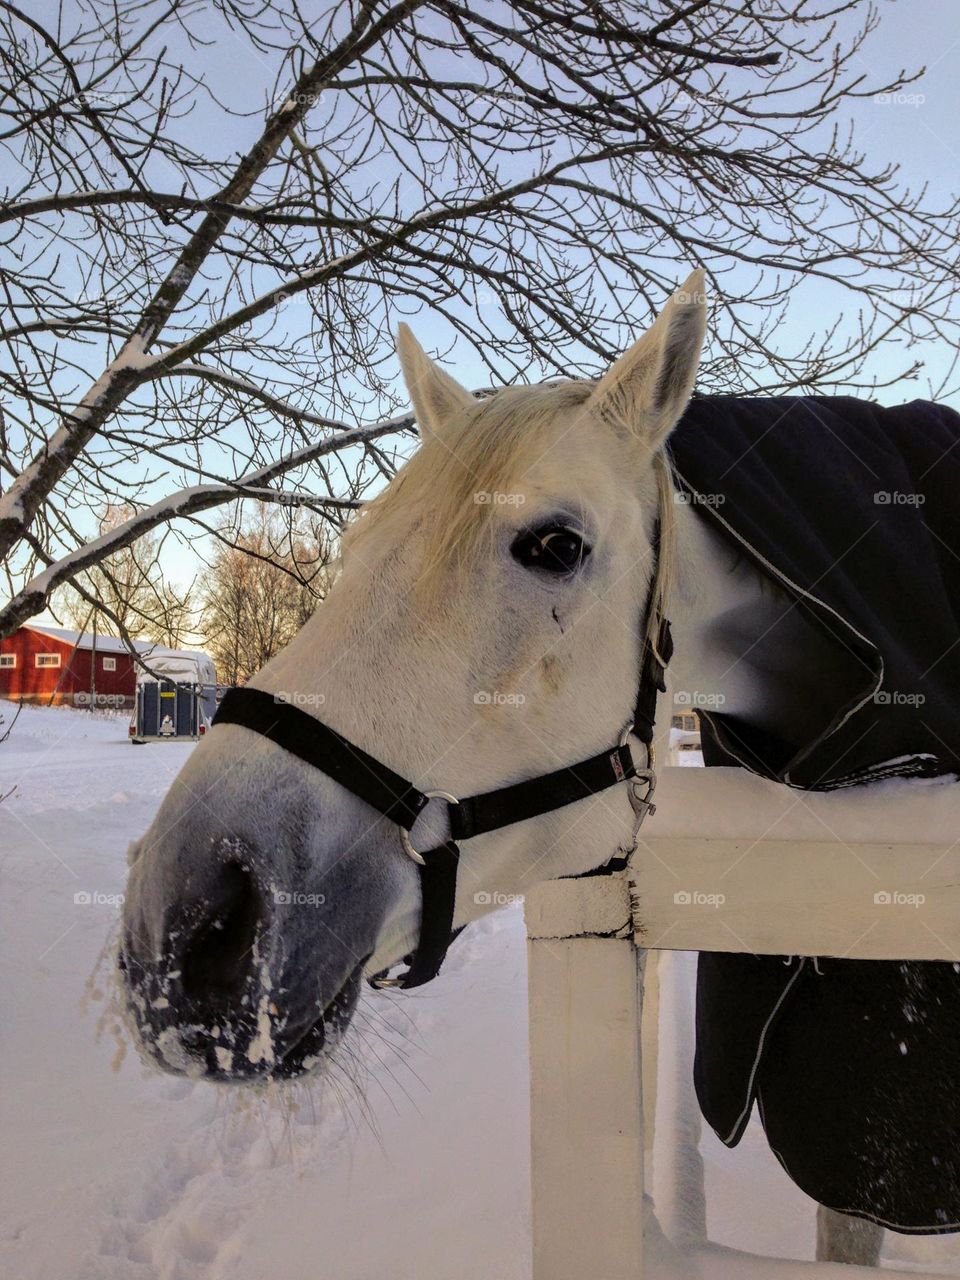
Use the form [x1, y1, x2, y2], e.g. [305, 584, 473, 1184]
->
[180, 862, 261, 1007]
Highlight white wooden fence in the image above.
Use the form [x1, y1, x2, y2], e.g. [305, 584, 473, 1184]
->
[524, 766, 960, 1279]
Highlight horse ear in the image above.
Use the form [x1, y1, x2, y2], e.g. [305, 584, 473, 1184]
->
[396, 323, 474, 440]
[589, 269, 707, 451]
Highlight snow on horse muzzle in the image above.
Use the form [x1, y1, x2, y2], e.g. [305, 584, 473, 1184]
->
[120, 837, 372, 1080]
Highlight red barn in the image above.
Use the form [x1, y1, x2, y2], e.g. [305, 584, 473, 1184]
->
[0, 624, 139, 708]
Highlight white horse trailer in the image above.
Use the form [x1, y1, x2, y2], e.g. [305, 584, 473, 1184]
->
[130, 649, 217, 743]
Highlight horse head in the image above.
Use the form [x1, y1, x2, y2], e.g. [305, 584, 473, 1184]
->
[120, 270, 706, 1080]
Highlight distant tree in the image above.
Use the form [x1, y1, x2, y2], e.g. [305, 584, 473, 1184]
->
[150, 581, 196, 651]
[1, 0, 959, 639]
[200, 505, 333, 685]
[56, 505, 195, 644]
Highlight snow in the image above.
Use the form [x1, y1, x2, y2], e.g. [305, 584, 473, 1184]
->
[646, 763, 960, 844]
[2, 704, 960, 1278]
[105, 332, 151, 372]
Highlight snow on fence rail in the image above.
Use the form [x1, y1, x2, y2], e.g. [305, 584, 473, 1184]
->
[524, 766, 960, 1280]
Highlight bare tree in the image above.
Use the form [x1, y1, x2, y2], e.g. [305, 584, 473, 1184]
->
[200, 503, 333, 683]
[150, 582, 196, 651]
[1, 0, 958, 638]
[56, 504, 195, 641]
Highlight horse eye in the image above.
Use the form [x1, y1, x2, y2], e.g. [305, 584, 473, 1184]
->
[511, 525, 590, 574]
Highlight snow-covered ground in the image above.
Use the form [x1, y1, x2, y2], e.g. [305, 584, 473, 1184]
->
[1, 705, 959, 1279]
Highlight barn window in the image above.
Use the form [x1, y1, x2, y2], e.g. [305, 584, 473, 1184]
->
[102, 656, 116, 671]
[0, 654, 15, 668]
[35, 653, 61, 668]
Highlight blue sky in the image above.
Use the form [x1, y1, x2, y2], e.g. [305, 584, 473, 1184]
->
[398, 0, 960, 403]
[782, 0, 960, 403]
[29, 0, 960, 630]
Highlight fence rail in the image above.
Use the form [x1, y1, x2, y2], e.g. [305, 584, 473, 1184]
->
[524, 766, 960, 1280]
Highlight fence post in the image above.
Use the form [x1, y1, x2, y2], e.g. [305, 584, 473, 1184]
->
[525, 872, 646, 1280]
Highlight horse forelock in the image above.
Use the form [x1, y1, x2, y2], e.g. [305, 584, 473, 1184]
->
[342, 378, 668, 612]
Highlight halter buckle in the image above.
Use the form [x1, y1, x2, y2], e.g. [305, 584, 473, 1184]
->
[618, 724, 658, 842]
[368, 972, 407, 989]
[401, 790, 460, 864]
[629, 765, 657, 822]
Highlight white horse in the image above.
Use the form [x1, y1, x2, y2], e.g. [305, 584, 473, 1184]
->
[120, 270, 878, 1265]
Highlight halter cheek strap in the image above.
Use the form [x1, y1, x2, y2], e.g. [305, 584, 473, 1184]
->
[210, 610, 670, 990]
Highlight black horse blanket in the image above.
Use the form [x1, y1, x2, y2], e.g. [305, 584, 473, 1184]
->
[668, 394, 960, 1232]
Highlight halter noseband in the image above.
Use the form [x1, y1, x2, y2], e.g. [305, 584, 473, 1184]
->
[211, 547, 671, 990]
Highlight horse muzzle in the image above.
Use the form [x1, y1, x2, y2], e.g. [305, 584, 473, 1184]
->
[119, 850, 368, 1081]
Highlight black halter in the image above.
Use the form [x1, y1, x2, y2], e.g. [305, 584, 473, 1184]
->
[211, 596, 671, 990]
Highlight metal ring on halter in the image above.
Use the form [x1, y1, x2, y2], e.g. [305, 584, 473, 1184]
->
[368, 971, 408, 989]
[618, 723, 658, 823]
[629, 751, 657, 819]
[400, 790, 460, 865]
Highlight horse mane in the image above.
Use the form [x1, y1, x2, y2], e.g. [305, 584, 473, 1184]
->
[649, 451, 676, 662]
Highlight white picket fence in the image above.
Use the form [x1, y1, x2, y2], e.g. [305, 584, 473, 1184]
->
[524, 766, 960, 1279]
